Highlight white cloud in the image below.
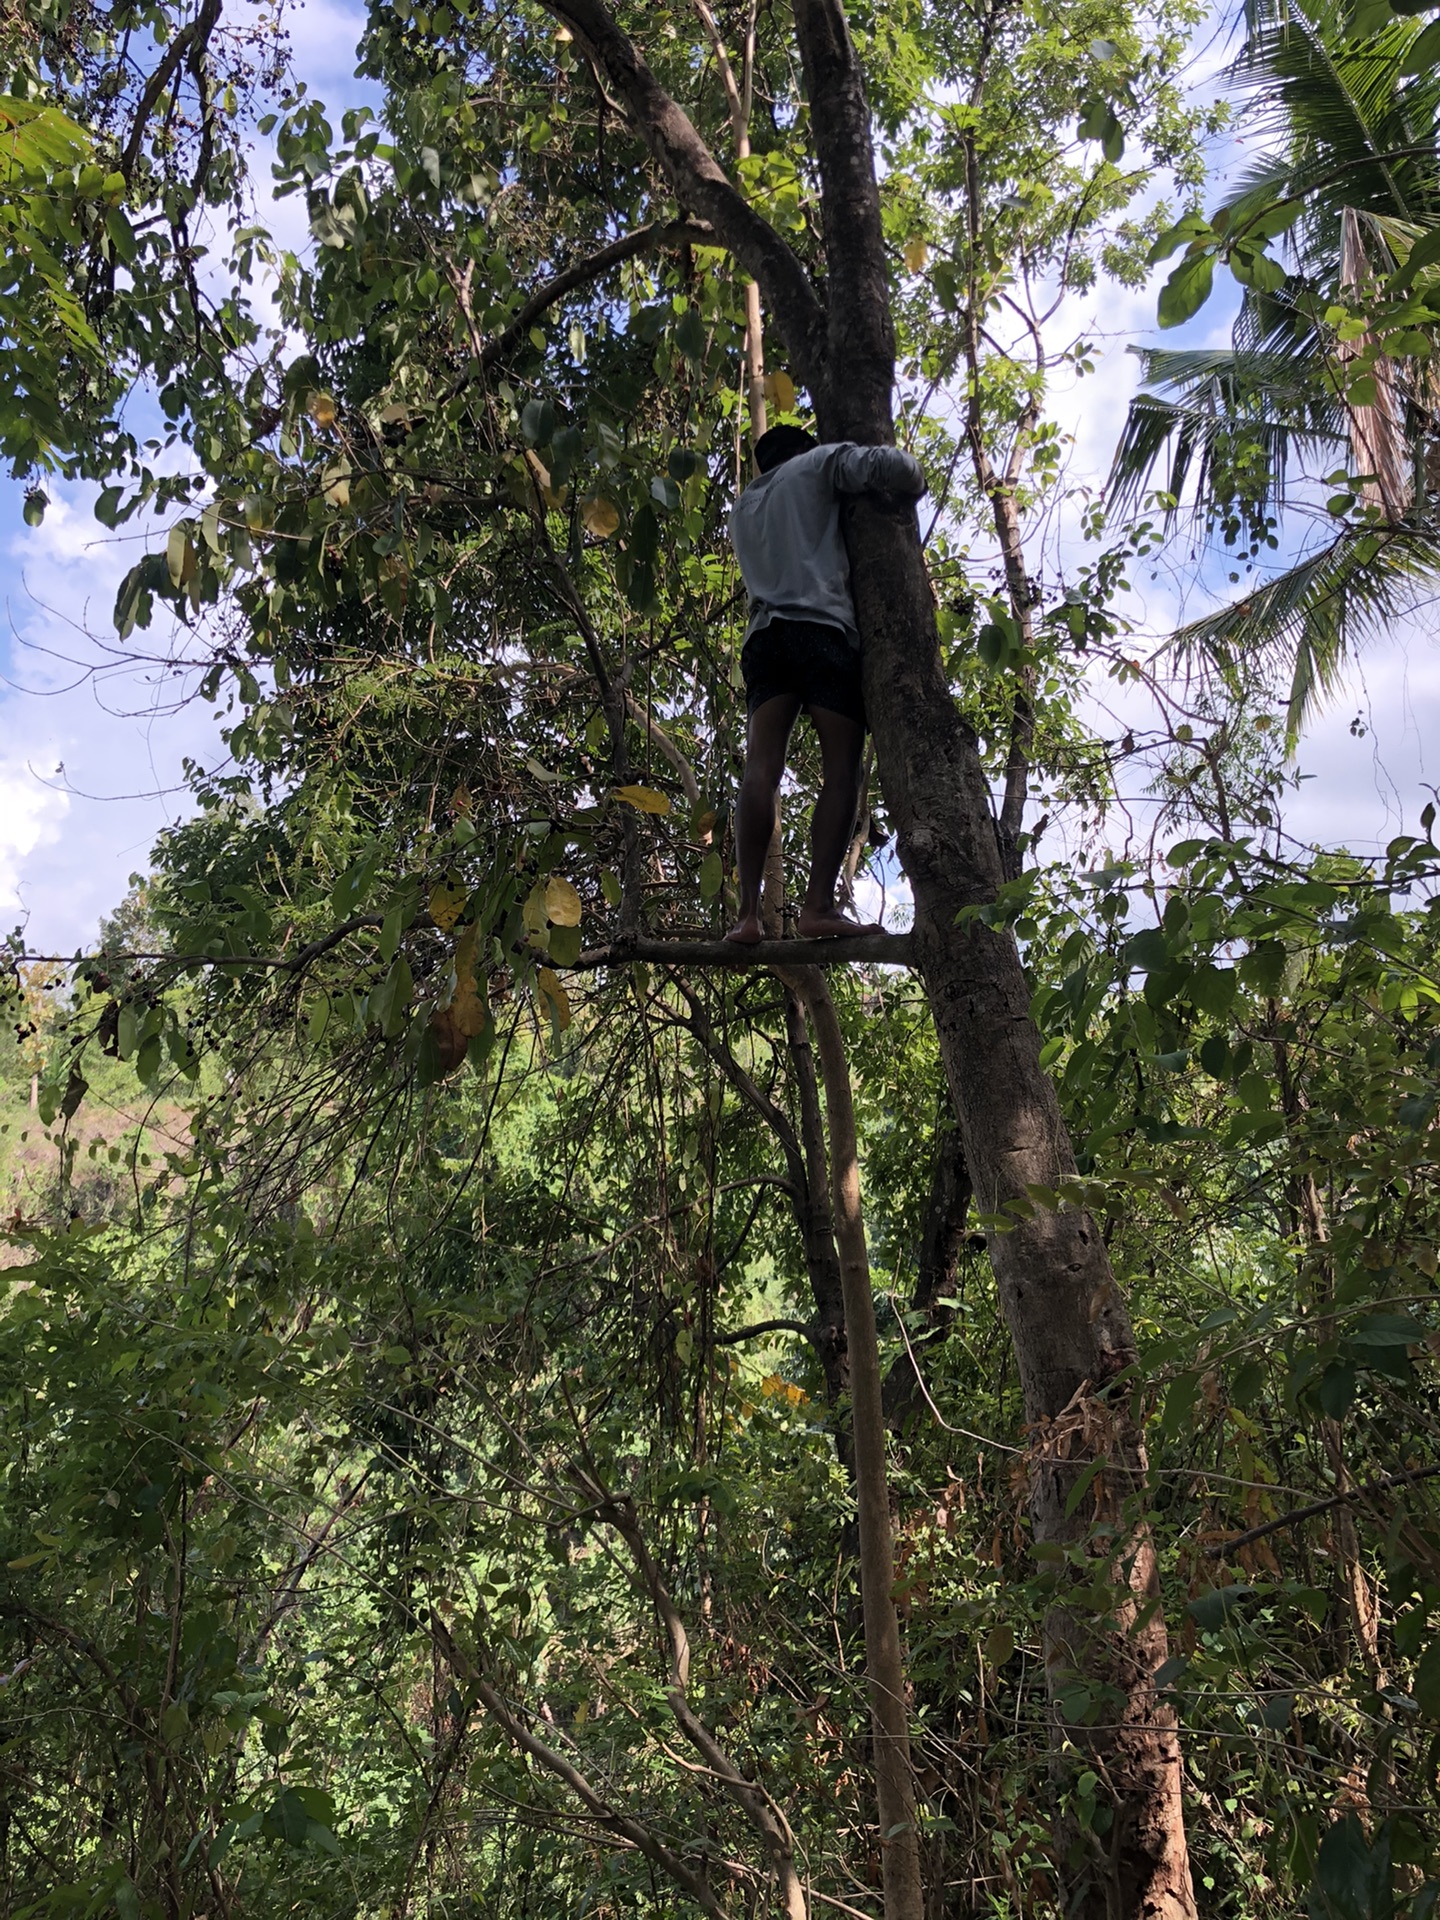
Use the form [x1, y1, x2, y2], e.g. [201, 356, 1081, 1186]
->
[0, 757, 68, 928]
[0, 481, 230, 953]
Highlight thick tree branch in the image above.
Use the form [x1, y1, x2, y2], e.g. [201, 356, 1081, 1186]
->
[707, 1316, 818, 1348]
[574, 932, 915, 969]
[790, 0, 895, 438]
[120, 0, 223, 182]
[441, 220, 712, 402]
[540, 0, 827, 397]
[775, 964, 924, 1920]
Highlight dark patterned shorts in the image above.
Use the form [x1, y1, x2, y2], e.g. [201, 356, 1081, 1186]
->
[740, 617, 866, 728]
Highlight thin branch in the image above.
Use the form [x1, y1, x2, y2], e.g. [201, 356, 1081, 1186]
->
[707, 1316, 818, 1349]
[1205, 1462, 1440, 1558]
[569, 1470, 809, 1920]
[430, 1615, 727, 1918]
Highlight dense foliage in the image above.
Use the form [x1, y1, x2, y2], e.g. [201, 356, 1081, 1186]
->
[4, 0, 1440, 1916]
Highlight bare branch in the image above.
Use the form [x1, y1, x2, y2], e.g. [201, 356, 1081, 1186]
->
[574, 932, 915, 969]
[1205, 1463, 1440, 1559]
[430, 1615, 727, 1918]
[541, 0, 827, 396]
[569, 1473, 809, 1920]
[441, 219, 713, 403]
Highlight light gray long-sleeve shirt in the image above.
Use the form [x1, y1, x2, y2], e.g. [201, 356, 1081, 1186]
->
[728, 442, 927, 646]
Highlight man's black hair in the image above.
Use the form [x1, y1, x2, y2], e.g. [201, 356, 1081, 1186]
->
[754, 424, 817, 473]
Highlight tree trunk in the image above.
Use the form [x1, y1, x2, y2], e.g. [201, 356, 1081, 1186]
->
[790, 6, 1195, 1911]
[545, 1, 1197, 1909]
[781, 964, 924, 1920]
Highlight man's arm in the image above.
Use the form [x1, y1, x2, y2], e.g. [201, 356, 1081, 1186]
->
[829, 444, 927, 498]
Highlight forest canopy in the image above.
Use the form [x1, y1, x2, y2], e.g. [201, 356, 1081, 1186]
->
[4, 0, 1440, 1917]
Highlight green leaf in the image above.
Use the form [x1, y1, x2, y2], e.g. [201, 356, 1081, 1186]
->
[1394, 224, 1440, 291]
[699, 850, 723, 899]
[1346, 1313, 1425, 1347]
[1401, 17, 1440, 74]
[276, 1786, 311, 1847]
[1188, 962, 1236, 1017]
[1229, 246, 1287, 294]
[547, 922, 582, 967]
[1311, 1812, 1383, 1920]
[1187, 1584, 1256, 1631]
[521, 397, 555, 447]
[1158, 252, 1215, 329]
[1318, 1361, 1356, 1418]
[1148, 212, 1213, 266]
[1064, 1454, 1107, 1518]
[1077, 96, 1124, 160]
[675, 305, 707, 360]
[1230, 1358, 1265, 1408]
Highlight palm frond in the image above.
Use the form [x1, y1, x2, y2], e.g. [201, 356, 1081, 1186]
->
[1108, 347, 1349, 518]
[1165, 523, 1440, 744]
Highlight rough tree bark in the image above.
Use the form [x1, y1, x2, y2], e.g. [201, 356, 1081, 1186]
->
[542, 1, 1196, 1912]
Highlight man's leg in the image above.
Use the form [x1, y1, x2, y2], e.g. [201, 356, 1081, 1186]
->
[725, 693, 801, 944]
[797, 705, 881, 939]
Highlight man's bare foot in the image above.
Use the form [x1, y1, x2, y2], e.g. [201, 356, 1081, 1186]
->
[724, 914, 766, 945]
[796, 906, 885, 940]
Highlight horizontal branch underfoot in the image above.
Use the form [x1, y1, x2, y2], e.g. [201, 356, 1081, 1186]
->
[572, 933, 916, 970]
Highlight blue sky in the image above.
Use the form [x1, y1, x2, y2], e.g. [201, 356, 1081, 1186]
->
[2, 1, 1436, 953]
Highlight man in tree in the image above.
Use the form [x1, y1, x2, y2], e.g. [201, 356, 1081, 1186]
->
[724, 423, 927, 944]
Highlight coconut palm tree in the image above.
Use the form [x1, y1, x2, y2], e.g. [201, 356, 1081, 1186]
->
[1109, 0, 1440, 739]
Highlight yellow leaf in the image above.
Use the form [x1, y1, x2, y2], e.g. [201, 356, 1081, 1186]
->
[555, 21, 573, 38]
[581, 495, 620, 538]
[307, 391, 337, 429]
[429, 879, 467, 931]
[450, 923, 488, 1037]
[763, 370, 797, 412]
[322, 465, 350, 508]
[903, 236, 930, 273]
[545, 876, 582, 926]
[536, 966, 572, 1032]
[450, 783, 472, 819]
[524, 449, 567, 509]
[614, 783, 671, 816]
[521, 885, 549, 933]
